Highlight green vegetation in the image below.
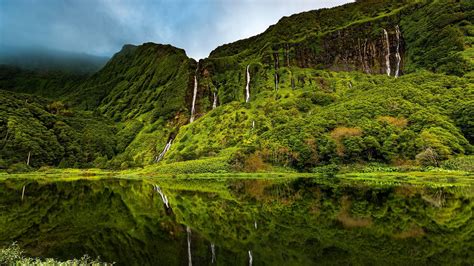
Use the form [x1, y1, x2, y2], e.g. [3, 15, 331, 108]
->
[165, 71, 472, 172]
[1, 177, 472, 265]
[0, 90, 116, 171]
[401, 0, 474, 75]
[0, 243, 110, 266]
[0, 0, 472, 173]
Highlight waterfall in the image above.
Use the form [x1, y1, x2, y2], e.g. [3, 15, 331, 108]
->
[395, 25, 402, 78]
[251, 121, 255, 130]
[187, 226, 192, 266]
[153, 185, 169, 209]
[212, 92, 218, 109]
[211, 243, 216, 263]
[383, 29, 391, 76]
[254, 220, 257, 229]
[190, 74, 198, 122]
[248, 250, 253, 266]
[155, 139, 172, 162]
[274, 73, 279, 91]
[21, 185, 25, 201]
[245, 65, 250, 103]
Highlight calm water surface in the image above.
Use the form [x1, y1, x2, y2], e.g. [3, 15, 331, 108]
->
[0, 177, 473, 265]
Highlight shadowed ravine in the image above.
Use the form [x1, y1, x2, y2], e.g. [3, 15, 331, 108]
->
[0, 177, 472, 265]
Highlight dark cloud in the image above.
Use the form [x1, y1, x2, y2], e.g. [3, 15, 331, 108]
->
[0, 0, 352, 59]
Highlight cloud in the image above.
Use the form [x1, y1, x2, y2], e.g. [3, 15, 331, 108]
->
[0, 0, 352, 59]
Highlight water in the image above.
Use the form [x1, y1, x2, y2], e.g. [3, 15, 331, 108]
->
[187, 226, 192, 266]
[212, 92, 217, 109]
[190, 74, 198, 123]
[1, 177, 472, 265]
[274, 73, 279, 91]
[153, 185, 169, 209]
[245, 65, 250, 103]
[395, 25, 402, 78]
[211, 243, 216, 263]
[155, 139, 172, 162]
[383, 29, 391, 76]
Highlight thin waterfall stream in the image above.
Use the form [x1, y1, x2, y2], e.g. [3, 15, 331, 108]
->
[383, 29, 391, 76]
[155, 138, 172, 162]
[190, 74, 198, 123]
[153, 185, 169, 209]
[395, 25, 402, 77]
[212, 92, 217, 109]
[187, 226, 192, 266]
[211, 243, 216, 263]
[245, 65, 250, 102]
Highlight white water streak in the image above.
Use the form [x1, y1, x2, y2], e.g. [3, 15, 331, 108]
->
[187, 227, 192, 266]
[248, 250, 253, 266]
[395, 25, 402, 78]
[245, 65, 250, 103]
[274, 74, 278, 91]
[212, 92, 217, 109]
[383, 29, 391, 76]
[153, 185, 169, 209]
[190, 75, 198, 122]
[156, 139, 172, 162]
[254, 220, 257, 229]
[21, 185, 25, 201]
[211, 243, 216, 263]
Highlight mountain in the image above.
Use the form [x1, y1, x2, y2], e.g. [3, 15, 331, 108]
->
[0, 0, 472, 172]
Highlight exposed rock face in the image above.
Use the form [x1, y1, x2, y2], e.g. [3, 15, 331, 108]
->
[263, 21, 405, 76]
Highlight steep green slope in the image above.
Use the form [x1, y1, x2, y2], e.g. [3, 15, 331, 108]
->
[0, 43, 198, 170]
[162, 71, 472, 171]
[0, 0, 472, 172]
[155, 0, 474, 171]
[0, 90, 116, 170]
[65, 43, 197, 168]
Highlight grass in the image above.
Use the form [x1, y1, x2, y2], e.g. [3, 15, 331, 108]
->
[1, 166, 472, 189]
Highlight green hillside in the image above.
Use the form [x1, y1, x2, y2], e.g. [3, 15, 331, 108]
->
[0, 0, 472, 172]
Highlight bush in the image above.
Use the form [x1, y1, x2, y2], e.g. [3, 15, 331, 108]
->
[440, 155, 474, 171]
[312, 163, 340, 178]
[0, 243, 111, 266]
[416, 148, 439, 167]
[7, 162, 33, 174]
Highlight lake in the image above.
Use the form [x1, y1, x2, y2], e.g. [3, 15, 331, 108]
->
[1, 176, 473, 265]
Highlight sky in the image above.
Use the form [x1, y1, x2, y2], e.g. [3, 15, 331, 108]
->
[0, 0, 352, 59]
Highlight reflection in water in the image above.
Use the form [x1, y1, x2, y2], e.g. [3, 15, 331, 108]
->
[210, 243, 215, 264]
[0, 177, 473, 265]
[248, 250, 253, 266]
[187, 226, 192, 266]
[153, 184, 169, 209]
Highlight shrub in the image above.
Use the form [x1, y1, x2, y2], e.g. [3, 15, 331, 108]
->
[416, 147, 439, 167]
[7, 162, 33, 174]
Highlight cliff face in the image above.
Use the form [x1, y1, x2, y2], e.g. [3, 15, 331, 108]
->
[68, 43, 195, 122]
[1, 0, 472, 170]
[192, 0, 472, 120]
[263, 20, 405, 76]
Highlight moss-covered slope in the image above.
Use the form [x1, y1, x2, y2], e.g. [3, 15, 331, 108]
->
[0, 0, 473, 171]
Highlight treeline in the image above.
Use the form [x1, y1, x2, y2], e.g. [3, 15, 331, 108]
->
[0, 90, 117, 171]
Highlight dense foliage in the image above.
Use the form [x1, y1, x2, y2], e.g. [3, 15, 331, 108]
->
[0, 90, 117, 170]
[1, 178, 472, 264]
[0, 0, 472, 172]
[166, 70, 472, 171]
